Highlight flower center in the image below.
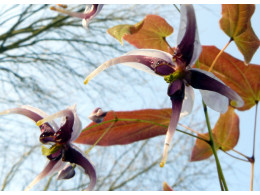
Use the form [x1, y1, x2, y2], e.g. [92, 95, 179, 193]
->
[164, 70, 185, 83]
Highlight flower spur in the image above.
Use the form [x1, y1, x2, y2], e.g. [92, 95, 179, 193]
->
[50, 4, 103, 28]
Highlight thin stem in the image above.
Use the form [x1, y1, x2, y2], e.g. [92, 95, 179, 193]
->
[231, 148, 251, 161]
[250, 101, 258, 191]
[222, 150, 249, 162]
[43, 175, 54, 191]
[202, 101, 228, 191]
[173, 4, 180, 13]
[208, 38, 232, 72]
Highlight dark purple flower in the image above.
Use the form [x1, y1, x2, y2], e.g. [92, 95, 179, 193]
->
[0, 105, 96, 191]
[84, 5, 244, 167]
[50, 4, 103, 28]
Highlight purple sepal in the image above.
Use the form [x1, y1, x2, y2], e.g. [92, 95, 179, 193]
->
[167, 79, 185, 101]
[62, 145, 96, 191]
[55, 110, 74, 144]
[155, 64, 175, 76]
[185, 69, 243, 106]
[175, 5, 201, 67]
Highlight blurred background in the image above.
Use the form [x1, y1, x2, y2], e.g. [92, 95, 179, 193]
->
[0, 4, 259, 190]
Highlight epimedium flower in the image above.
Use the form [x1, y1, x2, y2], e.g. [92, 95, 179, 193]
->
[83, 5, 244, 167]
[0, 105, 96, 191]
[50, 4, 103, 28]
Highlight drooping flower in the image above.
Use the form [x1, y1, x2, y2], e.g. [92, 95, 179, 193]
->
[0, 105, 96, 191]
[88, 107, 107, 124]
[50, 4, 103, 28]
[83, 5, 244, 167]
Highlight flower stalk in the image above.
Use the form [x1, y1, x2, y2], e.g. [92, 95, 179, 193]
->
[202, 101, 228, 191]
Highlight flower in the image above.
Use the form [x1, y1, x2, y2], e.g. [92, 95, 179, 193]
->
[0, 105, 96, 191]
[50, 4, 103, 28]
[88, 107, 107, 124]
[83, 5, 244, 167]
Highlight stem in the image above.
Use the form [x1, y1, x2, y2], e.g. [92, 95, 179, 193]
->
[231, 148, 251, 161]
[202, 101, 228, 191]
[222, 150, 249, 162]
[208, 38, 232, 72]
[250, 101, 258, 191]
[82, 117, 208, 142]
[173, 4, 180, 13]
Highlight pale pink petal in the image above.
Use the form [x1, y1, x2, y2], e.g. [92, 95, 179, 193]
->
[69, 105, 82, 142]
[63, 144, 96, 191]
[84, 49, 174, 84]
[25, 159, 65, 191]
[82, 4, 103, 28]
[186, 68, 244, 111]
[21, 105, 59, 130]
[180, 85, 194, 117]
[200, 89, 229, 113]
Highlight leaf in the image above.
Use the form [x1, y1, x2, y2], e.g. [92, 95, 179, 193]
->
[190, 133, 212, 161]
[163, 182, 174, 191]
[74, 108, 172, 146]
[107, 23, 143, 45]
[213, 107, 239, 151]
[197, 45, 260, 111]
[219, 4, 260, 64]
[107, 15, 174, 54]
[190, 107, 240, 161]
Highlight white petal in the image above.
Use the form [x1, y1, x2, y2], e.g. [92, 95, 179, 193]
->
[69, 105, 82, 142]
[84, 49, 174, 84]
[123, 49, 174, 76]
[125, 49, 173, 62]
[25, 160, 65, 191]
[180, 85, 194, 117]
[191, 68, 229, 113]
[82, 4, 104, 29]
[200, 89, 229, 113]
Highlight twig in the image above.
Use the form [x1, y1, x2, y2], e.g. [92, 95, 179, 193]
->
[250, 101, 258, 191]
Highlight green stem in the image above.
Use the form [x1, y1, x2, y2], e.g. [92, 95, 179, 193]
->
[202, 101, 228, 191]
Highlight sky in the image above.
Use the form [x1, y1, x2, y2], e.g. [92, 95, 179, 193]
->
[0, 2, 259, 191]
